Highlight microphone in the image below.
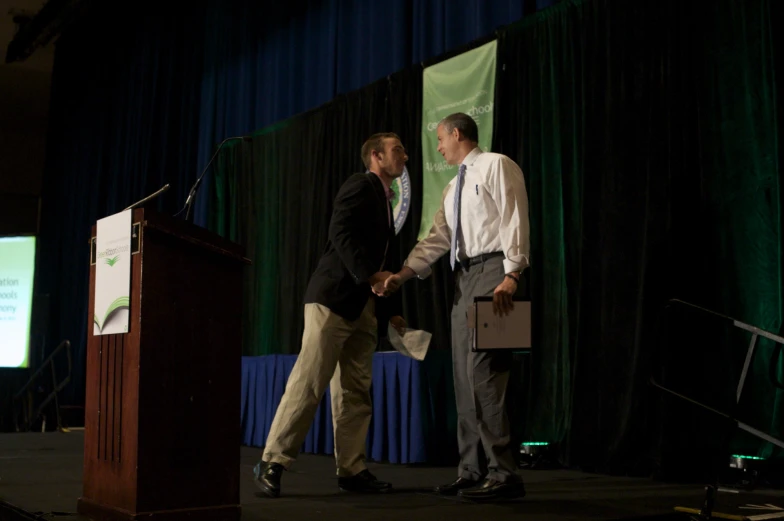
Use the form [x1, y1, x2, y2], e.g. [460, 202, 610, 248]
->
[176, 135, 252, 220]
[124, 183, 170, 211]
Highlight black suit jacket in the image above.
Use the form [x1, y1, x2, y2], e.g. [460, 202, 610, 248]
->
[304, 172, 402, 334]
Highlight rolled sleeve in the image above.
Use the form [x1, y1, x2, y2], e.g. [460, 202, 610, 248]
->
[489, 156, 530, 275]
[403, 184, 452, 279]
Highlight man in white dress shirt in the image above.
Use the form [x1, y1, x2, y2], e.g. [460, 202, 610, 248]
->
[383, 112, 529, 501]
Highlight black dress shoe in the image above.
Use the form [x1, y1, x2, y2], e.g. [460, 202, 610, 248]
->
[338, 469, 392, 493]
[458, 478, 526, 502]
[253, 460, 284, 498]
[433, 477, 480, 496]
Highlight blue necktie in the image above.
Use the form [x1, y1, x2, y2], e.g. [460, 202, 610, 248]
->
[450, 164, 467, 270]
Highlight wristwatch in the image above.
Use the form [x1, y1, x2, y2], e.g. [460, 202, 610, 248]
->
[504, 273, 520, 283]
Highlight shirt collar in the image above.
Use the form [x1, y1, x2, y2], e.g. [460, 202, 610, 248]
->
[461, 147, 483, 168]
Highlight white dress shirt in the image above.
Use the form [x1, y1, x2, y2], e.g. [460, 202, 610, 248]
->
[404, 147, 530, 278]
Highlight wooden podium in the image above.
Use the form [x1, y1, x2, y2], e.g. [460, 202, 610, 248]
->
[78, 208, 248, 521]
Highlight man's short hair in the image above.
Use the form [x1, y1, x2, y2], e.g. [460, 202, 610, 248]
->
[361, 132, 400, 169]
[439, 113, 479, 143]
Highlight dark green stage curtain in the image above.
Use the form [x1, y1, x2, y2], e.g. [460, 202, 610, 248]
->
[698, 0, 782, 464]
[495, 0, 781, 476]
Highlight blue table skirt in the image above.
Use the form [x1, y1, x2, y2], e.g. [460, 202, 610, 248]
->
[240, 350, 457, 465]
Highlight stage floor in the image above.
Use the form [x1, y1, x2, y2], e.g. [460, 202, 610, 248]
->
[1, 432, 783, 521]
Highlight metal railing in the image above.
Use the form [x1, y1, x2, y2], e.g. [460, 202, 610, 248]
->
[650, 299, 784, 520]
[12, 339, 72, 432]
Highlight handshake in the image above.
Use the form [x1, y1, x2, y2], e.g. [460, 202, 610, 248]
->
[368, 271, 404, 297]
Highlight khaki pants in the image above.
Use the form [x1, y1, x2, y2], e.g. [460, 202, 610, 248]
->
[262, 298, 377, 477]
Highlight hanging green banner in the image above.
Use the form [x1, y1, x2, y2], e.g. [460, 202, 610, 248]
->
[419, 39, 497, 239]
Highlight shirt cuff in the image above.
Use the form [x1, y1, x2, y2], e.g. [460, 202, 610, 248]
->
[404, 257, 433, 280]
[503, 255, 529, 275]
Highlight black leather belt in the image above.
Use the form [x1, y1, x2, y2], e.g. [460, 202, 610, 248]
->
[457, 251, 504, 271]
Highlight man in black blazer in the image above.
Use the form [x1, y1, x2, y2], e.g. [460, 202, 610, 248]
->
[253, 133, 407, 498]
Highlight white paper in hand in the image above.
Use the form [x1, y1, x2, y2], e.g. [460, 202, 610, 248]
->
[387, 325, 432, 361]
